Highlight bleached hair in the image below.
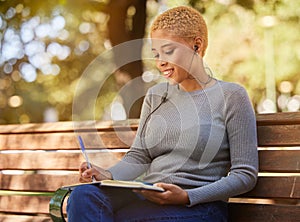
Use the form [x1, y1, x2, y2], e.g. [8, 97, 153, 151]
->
[150, 6, 208, 56]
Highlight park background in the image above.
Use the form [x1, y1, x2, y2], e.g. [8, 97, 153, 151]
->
[0, 0, 299, 124]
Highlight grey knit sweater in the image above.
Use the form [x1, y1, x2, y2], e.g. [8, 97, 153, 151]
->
[109, 80, 258, 207]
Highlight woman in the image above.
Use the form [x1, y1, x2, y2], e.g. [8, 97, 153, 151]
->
[67, 5, 258, 221]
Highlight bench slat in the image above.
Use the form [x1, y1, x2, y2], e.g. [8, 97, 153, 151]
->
[257, 125, 300, 146]
[0, 214, 51, 222]
[0, 195, 51, 214]
[258, 150, 300, 172]
[1, 174, 299, 199]
[1, 124, 299, 149]
[229, 203, 300, 222]
[256, 112, 300, 125]
[0, 120, 139, 134]
[2, 150, 299, 172]
[0, 174, 78, 192]
[1, 112, 298, 134]
[240, 176, 300, 199]
[0, 131, 134, 150]
[0, 151, 125, 170]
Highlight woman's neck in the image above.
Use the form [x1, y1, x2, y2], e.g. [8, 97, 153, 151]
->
[179, 73, 214, 92]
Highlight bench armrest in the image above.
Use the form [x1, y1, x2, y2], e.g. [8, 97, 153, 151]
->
[49, 188, 72, 222]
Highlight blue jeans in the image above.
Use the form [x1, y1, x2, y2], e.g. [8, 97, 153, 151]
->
[67, 184, 228, 222]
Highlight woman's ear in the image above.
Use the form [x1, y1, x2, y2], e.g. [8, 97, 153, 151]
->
[194, 37, 204, 56]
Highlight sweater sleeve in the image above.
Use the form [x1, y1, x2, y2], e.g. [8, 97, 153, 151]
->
[108, 89, 154, 180]
[187, 86, 258, 206]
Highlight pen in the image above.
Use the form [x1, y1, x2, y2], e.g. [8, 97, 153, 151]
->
[78, 136, 96, 182]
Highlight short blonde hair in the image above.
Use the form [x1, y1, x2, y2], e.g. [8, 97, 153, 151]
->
[150, 6, 208, 56]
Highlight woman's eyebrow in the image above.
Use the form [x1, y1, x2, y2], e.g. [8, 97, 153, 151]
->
[161, 43, 174, 48]
[151, 43, 175, 51]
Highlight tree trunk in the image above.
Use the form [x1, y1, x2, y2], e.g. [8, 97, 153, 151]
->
[107, 0, 147, 118]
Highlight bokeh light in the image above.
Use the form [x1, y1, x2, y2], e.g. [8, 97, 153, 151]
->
[19, 62, 37, 82]
[287, 96, 300, 112]
[279, 81, 293, 94]
[110, 101, 127, 121]
[0, 7, 70, 82]
[8, 95, 23, 108]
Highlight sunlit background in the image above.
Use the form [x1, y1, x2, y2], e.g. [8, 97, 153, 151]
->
[0, 0, 299, 124]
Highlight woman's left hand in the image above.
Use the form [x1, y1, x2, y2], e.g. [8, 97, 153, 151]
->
[133, 183, 190, 205]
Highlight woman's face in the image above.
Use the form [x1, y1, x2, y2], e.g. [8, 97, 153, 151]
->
[151, 30, 194, 85]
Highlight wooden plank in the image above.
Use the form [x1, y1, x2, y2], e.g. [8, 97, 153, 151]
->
[239, 176, 300, 199]
[0, 112, 298, 134]
[0, 151, 125, 170]
[0, 174, 79, 192]
[228, 203, 300, 222]
[3, 115, 300, 150]
[0, 131, 136, 150]
[3, 149, 299, 172]
[258, 150, 300, 172]
[1, 114, 300, 150]
[256, 112, 300, 126]
[1, 112, 298, 134]
[0, 152, 83, 170]
[0, 195, 51, 214]
[257, 125, 300, 147]
[0, 119, 139, 134]
[3, 175, 298, 199]
[0, 214, 51, 222]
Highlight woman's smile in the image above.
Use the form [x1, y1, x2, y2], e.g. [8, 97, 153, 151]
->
[162, 68, 174, 78]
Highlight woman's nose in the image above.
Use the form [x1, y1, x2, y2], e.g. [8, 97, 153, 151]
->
[157, 59, 167, 67]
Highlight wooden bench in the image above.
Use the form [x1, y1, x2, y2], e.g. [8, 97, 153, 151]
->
[0, 112, 299, 221]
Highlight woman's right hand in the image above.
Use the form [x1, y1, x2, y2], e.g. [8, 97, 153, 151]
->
[79, 162, 112, 183]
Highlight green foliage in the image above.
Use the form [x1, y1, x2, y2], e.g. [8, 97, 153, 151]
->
[0, 0, 299, 124]
[0, 0, 108, 123]
[199, 0, 300, 112]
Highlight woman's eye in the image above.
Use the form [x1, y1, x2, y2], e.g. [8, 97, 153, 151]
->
[165, 49, 174, 55]
[153, 53, 159, 58]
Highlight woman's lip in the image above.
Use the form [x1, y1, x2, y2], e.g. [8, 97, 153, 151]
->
[162, 69, 174, 78]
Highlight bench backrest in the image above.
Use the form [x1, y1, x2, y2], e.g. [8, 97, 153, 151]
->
[228, 112, 300, 221]
[0, 112, 299, 221]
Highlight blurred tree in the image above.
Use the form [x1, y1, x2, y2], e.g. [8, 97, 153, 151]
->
[0, 0, 299, 124]
[191, 0, 300, 113]
[0, 0, 148, 123]
[106, 0, 147, 118]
